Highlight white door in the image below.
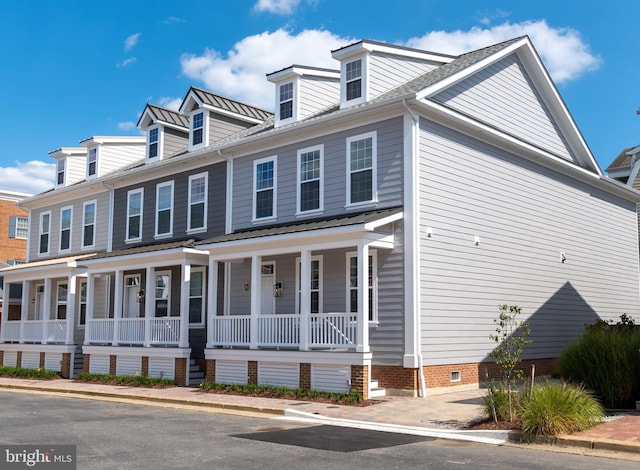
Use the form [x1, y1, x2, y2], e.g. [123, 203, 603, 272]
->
[124, 275, 141, 318]
[260, 264, 275, 315]
[35, 285, 45, 320]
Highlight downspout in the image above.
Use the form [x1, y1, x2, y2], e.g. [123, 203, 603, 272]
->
[101, 181, 115, 252]
[402, 98, 427, 398]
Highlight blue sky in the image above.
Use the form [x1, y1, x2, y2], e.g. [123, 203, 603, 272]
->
[1, 0, 638, 194]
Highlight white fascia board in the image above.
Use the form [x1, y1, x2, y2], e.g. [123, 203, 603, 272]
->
[364, 211, 403, 230]
[1, 259, 94, 282]
[332, 41, 454, 64]
[48, 147, 86, 158]
[268, 66, 340, 82]
[418, 98, 640, 203]
[83, 248, 209, 271]
[83, 345, 191, 358]
[19, 182, 109, 210]
[206, 348, 372, 365]
[79, 136, 146, 146]
[178, 91, 202, 114]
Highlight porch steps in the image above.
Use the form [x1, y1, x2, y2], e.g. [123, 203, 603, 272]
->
[73, 349, 84, 378]
[188, 359, 205, 386]
[369, 379, 386, 398]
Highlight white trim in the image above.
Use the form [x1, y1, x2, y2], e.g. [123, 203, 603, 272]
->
[123, 273, 141, 318]
[252, 156, 277, 222]
[296, 144, 324, 215]
[83, 345, 191, 359]
[86, 147, 98, 180]
[295, 255, 323, 314]
[154, 181, 174, 238]
[275, 80, 297, 127]
[125, 188, 144, 242]
[78, 279, 87, 327]
[189, 109, 209, 151]
[340, 55, 368, 108]
[345, 250, 377, 323]
[82, 199, 97, 249]
[332, 40, 455, 64]
[55, 158, 66, 188]
[188, 266, 206, 327]
[187, 172, 208, 233]
[59, 205, 73, 253]
[260, 261, 276, 315]
[146, 125, 163, 162]
[205, 348, 372, 366]
[56, 280, 68, 320]
[154, 270, 172, 317]
[346, 131, 377, 207]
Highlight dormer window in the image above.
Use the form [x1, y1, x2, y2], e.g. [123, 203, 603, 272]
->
[87, 148, 97, 178]
[346, 59, 362, 101]
[192, 112, 204, 146]
[279, 83, 294, 120]
[148, 128, 159, 159]
[56, 159, 65, 186]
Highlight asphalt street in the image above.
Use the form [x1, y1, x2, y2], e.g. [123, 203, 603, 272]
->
[0, 392, 635, 470]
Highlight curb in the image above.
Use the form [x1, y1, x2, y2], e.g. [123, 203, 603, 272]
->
[507, 431, 640, 455]
[0, 382, 284, 417]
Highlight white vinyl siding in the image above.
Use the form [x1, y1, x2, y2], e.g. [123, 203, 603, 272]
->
[21, 352, 40, 370]
[148, 358, 175, 380]
[215, 360, 248, 385]
[257, 362, 299, 388]
[116, 356, 142, 376]
[92, 143, 146, 177]
[311, 365, 350, 393]
[44, 353, 63, 372]
[3, 351, 17, 367]
[89, 355, 110, 374]
[298, 76, 340, 120]
[367, 53, 440, 99]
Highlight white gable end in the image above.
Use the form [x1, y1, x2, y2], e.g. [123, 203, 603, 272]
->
[432, 54, 576, 164]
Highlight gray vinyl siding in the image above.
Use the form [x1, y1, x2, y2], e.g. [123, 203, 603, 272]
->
[163, 127, 188, 158]
[98, 144, 146, 177]
[29, 191, 110, 260]
[368, 53, 440, 99]
[111, 162, 226, 250]
[209, 112, 253, 144]
[231, 117, 403, 231]
[298, 77, 340, 119]
[432, 55, 576, 163]
[418, 120, 640, 366]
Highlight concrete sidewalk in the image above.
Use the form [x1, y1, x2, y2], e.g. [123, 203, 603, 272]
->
[0, 378, 638, 455]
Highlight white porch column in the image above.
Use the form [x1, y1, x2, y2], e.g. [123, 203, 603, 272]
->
[179, 263, 190, 348]
[299, 249, 311, 351]
[144, 267, 154, 347]
[112, 269, 123, 346]
[249, 255, 261, 349]
[356, 243, 370, 353]
[206, 259, 218, 348]
[42, 278, 52, 344]
[18, 281, 29, 344]
[65, 272, 77, 345]
[84, 274, 95, 345]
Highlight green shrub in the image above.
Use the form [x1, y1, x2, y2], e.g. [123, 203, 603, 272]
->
[520, 381, 604, 437]
[0, 366, 59, 379]
[557, 322, 640, 408]
[75, 372, 174, 388]
[483, 384, 524, 422]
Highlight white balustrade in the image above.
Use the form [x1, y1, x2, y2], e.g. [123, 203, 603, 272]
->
[258, 314, 299, 347]
[1, 322, 21, 342]
[210, 315, 250, 346]
[150, 318, 180, 345]
[87, 319, 114, 343]
[46, 320, 67, 343]
[117, 318, 145, 344]
[309, 313, 357, 348]
[23, 321, 43, 343]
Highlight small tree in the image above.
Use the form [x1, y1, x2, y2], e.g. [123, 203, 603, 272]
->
[489, 304, 532, 421]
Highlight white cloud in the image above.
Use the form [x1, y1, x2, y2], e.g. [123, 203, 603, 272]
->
[180, 29, 351, 109]
[118, 121, 137, 131]
[253, 0, 300, 15]
[157, 97, 183, 111]
[117, 57, 137, 68]
[163, 16, 186, 24]
[124, 33, 141, 51]
[405, 20, 602, 83]
[0, 160, 55, 195]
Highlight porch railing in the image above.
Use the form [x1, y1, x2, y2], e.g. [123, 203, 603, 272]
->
[87, 319, 115, 344]
[46, 320, 67, 343]
[0, 322, 21, 342]
[0, 320, 68, 344]
[86, 318, 181, 346]
[210, 312, 357, 349]
[150, 318, 180, 345]
[116, 318, 145, 345]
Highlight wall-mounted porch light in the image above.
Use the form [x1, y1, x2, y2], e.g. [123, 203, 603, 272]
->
[137, 290, 145, 303]
[273, 281, 283, 297]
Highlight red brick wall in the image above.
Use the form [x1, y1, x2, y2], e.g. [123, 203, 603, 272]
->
[109, 356, 116, 375]
[141, 357, 149, 376]
[60, 353, 71, 378]
[247, 361, 258, 385]
[83, 354, 90, 373]
[205, 359, 216, 382]
[174, 358, 187, 386]
[299, 363, 311, 390]
[350, 365, 369, 400]
[372, 365, 419, 391]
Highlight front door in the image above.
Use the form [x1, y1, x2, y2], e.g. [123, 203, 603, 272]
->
[260, 263, 275, 315]
[124, 275, 141, 318]
[34, 285, 45, 320]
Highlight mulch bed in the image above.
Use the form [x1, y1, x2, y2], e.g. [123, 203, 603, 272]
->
[464, 417, 521, 430]
[196, 387, 384, 407]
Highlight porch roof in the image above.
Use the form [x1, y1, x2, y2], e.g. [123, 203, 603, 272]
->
[0, 253, 97, 274]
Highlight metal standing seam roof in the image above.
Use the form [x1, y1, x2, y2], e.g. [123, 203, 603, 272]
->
[191, 87, 274, 122]
[197, 206, 402, 245]
[0, 254, 98, 273]
[86, 239, 200, 261]
[147, 104, 190, 129]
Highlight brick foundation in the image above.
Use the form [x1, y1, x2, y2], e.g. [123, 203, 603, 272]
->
[39, 353, 45, 369]
[83, 354, 90, 373]
[174, 358, 187, 386]
[299, 363, 311, 390]
[0, 351, 3, 366]
[141, 357, 149, 376]
[16, 351, 22, 368]
[372, 365, 419, 393]
[247, 361, 258, 385]
[351, 365, 369, 400]
[60, 353, 71, 379]
[109, 356, 116, 376]
[205, 359, 216, 382]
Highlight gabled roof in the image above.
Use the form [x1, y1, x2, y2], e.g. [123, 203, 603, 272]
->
[137, 103, 190, 131]
[606, 146, 640, 172]
[179, 86, 273, 124]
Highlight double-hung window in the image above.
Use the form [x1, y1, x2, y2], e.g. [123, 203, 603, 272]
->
[155, 181, 174, 237]
[56, 282, 68, 320]
[297, 145, 323, 214]
[346, 59, 362, 101]
[56, 159, 65, 186]
[39, 212, 51, 255]
[188, 172, 208, 232]
[126, 189, 143, 241]
[9, 216, 28, 239]
[148, 127, 159, 160]
[189, 268, 206, 325]
[254, 157, 276, 220]
[82, 200, 96, 248]
[59, 206, 72, 251]
[155, 271, 171, 317]
[279, 82, 294, 120]
[192, 112, 204, 147]
[347, 131, 376, 205]
[87, 148, 97, 177]
[346, 250, 377, 322]
[78, 281, 87, 326]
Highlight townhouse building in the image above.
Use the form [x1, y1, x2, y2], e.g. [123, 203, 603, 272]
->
[2, 36, 639, 398]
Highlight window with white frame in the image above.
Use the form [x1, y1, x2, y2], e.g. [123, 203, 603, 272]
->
[346, 250, 377, 322]
[82, 201, 96, 248]
[155, 271, 171, 317]
[148, 127, 159, 160]
[56, 159, 65, 186]
[296, 256, 323, 314]
[155, 181, 174, 237]
[126, 189, 143, 241]
[9, 216, 28, 239]
[188, 173, 208, 232]
[297, 145, 323, 214]
[254, 157, 276, 220]
[78, 281, 87, 326]
[347, 132, 376, 205]
[87, 148, 97, 177]
[59, 206, 72, 251]
[279, 82, 294, 120]
[346, 59, 362, 101]
[192, 111, 204, 146]
[56, 282, 68, 320]
[39, 212, 50, 254]
[189, 268, 206, 325]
